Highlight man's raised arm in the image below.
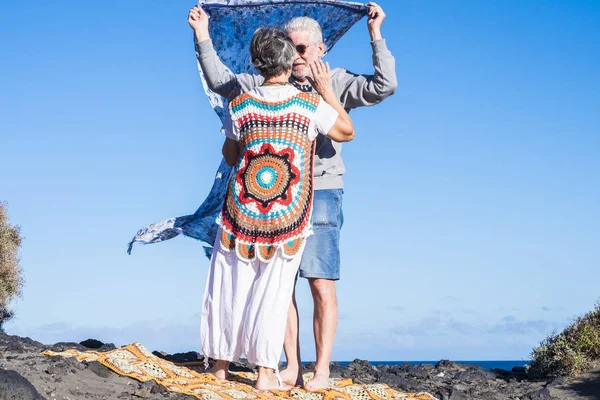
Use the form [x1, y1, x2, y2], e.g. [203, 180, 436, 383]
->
[332, 2, 398, 109]
[188, 6, 264, 99]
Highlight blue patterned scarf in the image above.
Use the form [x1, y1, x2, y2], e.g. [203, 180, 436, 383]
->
[127, 0, 367, 258]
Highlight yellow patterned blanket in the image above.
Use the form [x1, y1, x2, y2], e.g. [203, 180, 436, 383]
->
[43, 343, 437, 400]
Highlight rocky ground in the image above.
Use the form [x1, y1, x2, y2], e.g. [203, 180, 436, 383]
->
[1, 332, 598, 400]
[324, 359, 598, 400]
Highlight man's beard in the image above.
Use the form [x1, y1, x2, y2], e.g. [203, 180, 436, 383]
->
[291, 65, 310, 82]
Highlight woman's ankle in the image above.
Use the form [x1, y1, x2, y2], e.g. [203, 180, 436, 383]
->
[209, 360, 230, 380]
[258, 366, 275, 377]
[214, 360, 230, 369]
[256, 367, 288, 390]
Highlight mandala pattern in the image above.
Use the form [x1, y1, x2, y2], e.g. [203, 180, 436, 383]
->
[238, 144, 299, 213]
[218, 92, 319, 261]
[43, 343, 439, 400]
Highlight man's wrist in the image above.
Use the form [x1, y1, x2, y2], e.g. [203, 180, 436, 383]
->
[194, 29, 210, 43]
[369, 28, 383, 41]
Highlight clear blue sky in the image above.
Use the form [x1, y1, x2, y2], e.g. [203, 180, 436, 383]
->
[1, 0, 599, 361]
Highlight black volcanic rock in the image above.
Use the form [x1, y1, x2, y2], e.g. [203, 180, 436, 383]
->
[79, 338, 105, 349]
[436, 360, 460, 370]
[0, 369, 46, 400]
[341, 359, 379, 384]
[84, 360, 113, 378]
[49, 342, 88, 352]
[152, 350, 203, 364]
[454, 368, 496, 383]
[0, 332, 45, 352]
[522, 387, 553, 400]
[230, 358, 256, 373]
[78, 338, 116, 351]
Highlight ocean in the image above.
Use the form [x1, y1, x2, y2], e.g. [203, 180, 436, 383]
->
[331, 360, 530, 371]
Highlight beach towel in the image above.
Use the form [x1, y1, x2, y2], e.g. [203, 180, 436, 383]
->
[44, 343, 439, 400]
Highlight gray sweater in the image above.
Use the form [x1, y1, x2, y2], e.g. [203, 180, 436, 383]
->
[196, 39, 397, 190]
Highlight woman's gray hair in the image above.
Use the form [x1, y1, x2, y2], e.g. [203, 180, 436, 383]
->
[284, 17, 323, 44]
[250, 27, 296, 80]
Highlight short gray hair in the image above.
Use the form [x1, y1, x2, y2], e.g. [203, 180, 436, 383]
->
[250, 27, 296, 80]
[284, 17, 323, 44]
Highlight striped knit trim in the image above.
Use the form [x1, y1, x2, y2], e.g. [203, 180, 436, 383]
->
[231, 96, 318, 115]
[236, 116, 312, 135]
[218, 219, 314, 248]
[230, 91, 320, 111]
[231, 103, 318, 128]
[230, 93, 319, 118]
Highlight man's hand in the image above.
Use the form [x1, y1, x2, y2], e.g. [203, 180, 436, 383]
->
[367, 2, 385, 41]
[307, 60, 335, 102]
[188, 6, 210, 43]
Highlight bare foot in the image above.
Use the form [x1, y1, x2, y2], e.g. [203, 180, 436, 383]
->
[255, 367, 292, 391]
[279, 366, 304, 387]
[209, 360, 229, 380]
[304, 371, 330, 392]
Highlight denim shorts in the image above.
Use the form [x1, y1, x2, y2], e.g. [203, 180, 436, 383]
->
[299, 189, 344, 280]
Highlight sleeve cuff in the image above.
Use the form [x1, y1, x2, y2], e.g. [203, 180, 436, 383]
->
[220, 114, 238, 140]
[195, 39, 215, 56]
[370, 38, 389, 53]
[221, 125, 237, 140]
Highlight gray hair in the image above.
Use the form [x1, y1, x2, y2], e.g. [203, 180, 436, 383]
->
[284, 17, 323, 44]
[250, 27, 296, 80]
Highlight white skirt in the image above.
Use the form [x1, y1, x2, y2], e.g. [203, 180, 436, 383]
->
[200, 228, 302, 370]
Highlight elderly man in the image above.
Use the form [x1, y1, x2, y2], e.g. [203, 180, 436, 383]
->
[188, 2, 397, 391]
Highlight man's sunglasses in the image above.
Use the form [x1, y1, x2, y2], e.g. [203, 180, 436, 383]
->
[295, 44, 313, 55]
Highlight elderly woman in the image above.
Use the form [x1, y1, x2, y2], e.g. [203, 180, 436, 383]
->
[200, 27, 354, 391]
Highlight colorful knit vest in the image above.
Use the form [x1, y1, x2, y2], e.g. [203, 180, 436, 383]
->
[217, 90, 321, 262]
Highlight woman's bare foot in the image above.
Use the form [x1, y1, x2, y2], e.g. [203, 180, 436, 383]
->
[304, 370, 330, 392]
[208, 360, 230, 380]
[279, 366, 304, 387]
[255, 367, 292, 391]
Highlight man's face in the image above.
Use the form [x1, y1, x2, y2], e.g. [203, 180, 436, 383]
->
[288, 30, 325, 81]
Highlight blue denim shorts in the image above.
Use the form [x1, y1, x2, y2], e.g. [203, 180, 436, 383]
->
[299, 189, 344, 280]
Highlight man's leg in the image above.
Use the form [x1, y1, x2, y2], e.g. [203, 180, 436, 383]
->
[280, 286, 304, 386]
[304, 278, 338, 391]
[299, 189, 343, 391]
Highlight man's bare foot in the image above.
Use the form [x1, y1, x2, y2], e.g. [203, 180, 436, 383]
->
[304, 371, 330, 392]
[279, 366, 304, 387]
[208, 360, 230, 380]
[255, 367, 292, 391]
